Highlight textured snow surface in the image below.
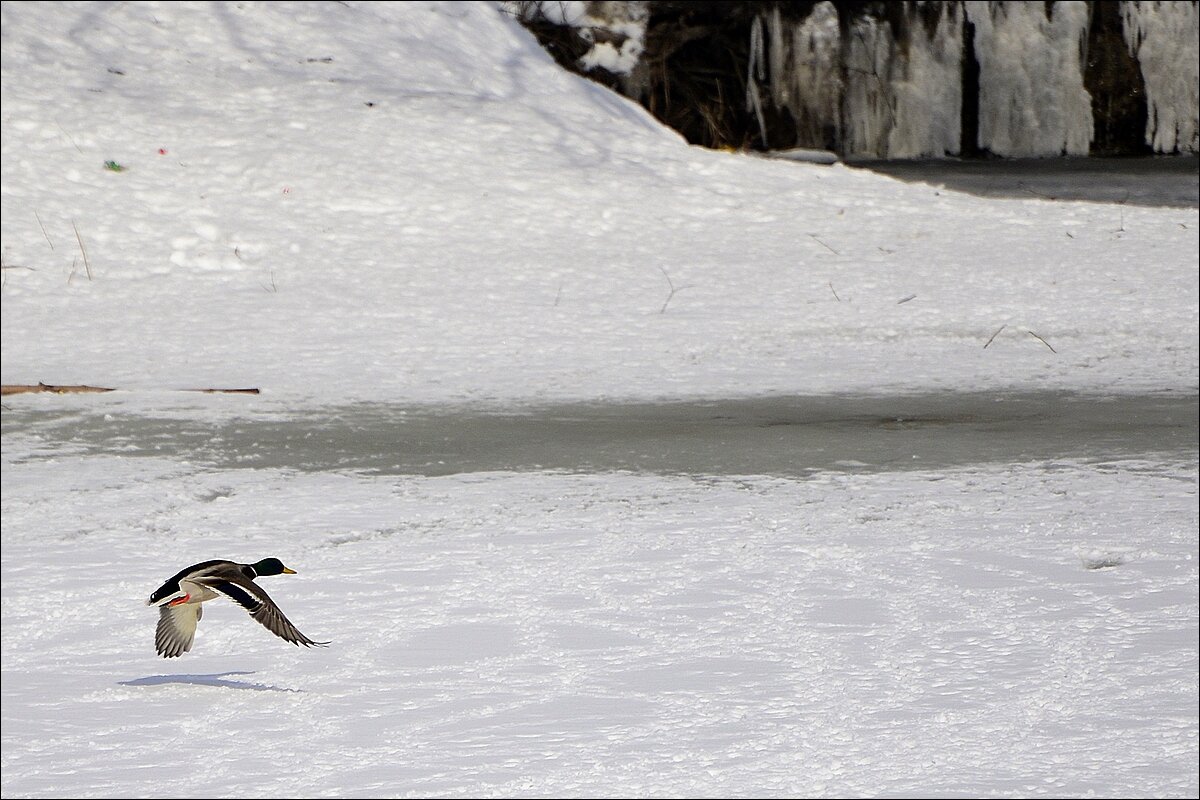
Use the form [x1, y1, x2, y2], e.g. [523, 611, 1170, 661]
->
[2, 450, 1197, 797]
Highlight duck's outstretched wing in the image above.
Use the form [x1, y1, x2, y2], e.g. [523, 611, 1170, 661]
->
[156, 603, 203, 658]
[196, 573, 329, 649]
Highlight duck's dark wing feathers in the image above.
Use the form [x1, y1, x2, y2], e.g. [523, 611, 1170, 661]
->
[195, 571, 328, 648]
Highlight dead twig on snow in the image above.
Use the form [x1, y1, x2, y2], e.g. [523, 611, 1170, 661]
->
[808, 234, 839, 255]
[1, 383, 261, 396]
[72, 220, 92, 280]
[1027, 330, 1057, 353]
[2, 382, 114, 395]
[34, 210, 54, 251]
[658, 266, 693, 314]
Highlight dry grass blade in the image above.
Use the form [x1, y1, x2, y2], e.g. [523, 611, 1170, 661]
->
[1027, 330, 1057, 353]
[35, 210, 54, 250]
[72, 220, 92, 280]
[983, 325, 1006, 349]
[808, 234, 839, 255]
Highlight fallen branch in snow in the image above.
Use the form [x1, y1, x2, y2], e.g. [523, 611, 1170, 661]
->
[190, 387, 261, 395]
[2, 383, 114, 395]
[828, 281, 841, 302]
[1, 383, 261, 396]
[1026, 330, 1058, 353]
[982, 325, 1006, 349]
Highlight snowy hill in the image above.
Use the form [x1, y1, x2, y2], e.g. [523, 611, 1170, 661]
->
[2, 1, 1196, 406]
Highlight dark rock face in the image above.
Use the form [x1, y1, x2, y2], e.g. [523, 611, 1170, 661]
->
[512, 0, 1199, 158]
[1084, 1, 1151, 155]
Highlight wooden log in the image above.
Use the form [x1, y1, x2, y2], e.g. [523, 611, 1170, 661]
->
[1, 384, 260, 396]
[1, 382, 114, 395]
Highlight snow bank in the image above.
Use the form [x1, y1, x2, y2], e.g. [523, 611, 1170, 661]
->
[1, 0, 1197, 410]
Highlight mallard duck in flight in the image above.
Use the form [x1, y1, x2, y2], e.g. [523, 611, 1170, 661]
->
[147, 558, 328, 658]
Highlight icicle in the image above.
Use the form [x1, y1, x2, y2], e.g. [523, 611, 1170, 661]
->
[1121, 1, 1199, 153]
[768, 7, 787, 107]
[965, 1, 1093, 157]
[748, 15, 765, 82]
[875, 4, 964, 158]
[747, 15, 769, 147]
[843, 14, 894, 157]
[788, 2, 843, 150]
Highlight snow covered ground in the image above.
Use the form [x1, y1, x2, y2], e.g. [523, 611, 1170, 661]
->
[2, 2, 1197, 798]
[1, 449, 1196, 797]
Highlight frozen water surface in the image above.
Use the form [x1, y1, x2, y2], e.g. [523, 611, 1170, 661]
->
[3, 391, 1196, 477]
[850, 156, 1200, 208]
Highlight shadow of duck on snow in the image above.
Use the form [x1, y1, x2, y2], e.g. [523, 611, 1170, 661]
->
[120, 671, 302, 693]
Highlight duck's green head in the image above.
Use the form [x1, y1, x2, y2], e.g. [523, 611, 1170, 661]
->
[253, 558, 297, 576]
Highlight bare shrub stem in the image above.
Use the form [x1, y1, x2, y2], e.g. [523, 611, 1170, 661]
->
[658, 266, 693, 314]
[809, 234, 839, 255]
[71, 221, 92, 280]
[35, 211, 54, 250]
[1027, 330, 1057, 353]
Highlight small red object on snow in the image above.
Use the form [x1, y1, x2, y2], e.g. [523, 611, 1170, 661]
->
[158, 148, 167, 155]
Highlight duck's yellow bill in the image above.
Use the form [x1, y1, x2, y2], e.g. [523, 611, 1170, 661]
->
[283, 567, 297, 574]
